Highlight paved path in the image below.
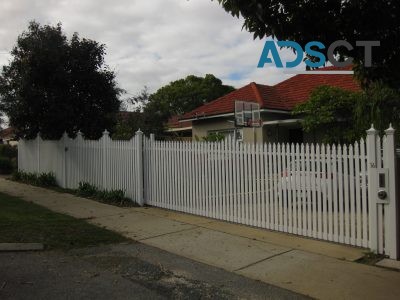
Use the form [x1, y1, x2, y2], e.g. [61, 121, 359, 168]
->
[1, 178, 400, 300]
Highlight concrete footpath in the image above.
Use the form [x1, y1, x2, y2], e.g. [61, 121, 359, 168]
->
[1, 178, 400, 300]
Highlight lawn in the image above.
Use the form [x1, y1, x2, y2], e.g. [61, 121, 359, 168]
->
[0, 192, 128, 249]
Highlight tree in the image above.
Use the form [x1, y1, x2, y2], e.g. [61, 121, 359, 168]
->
[293, 86, 362, 144]
[146, 74, 235, 116]
[293, 84, 400, 144]
[216, 1, 400, 88]
[0, 21, 122, 139]
[120, 75, 235, 137]
[355, 82, 400, 137]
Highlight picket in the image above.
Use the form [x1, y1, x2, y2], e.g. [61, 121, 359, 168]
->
[18, 127, 399, 257]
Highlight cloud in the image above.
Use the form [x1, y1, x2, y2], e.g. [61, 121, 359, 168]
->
[0, 0, 298, 101]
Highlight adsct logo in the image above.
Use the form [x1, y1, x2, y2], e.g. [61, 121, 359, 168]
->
[257, 40, 380, 74]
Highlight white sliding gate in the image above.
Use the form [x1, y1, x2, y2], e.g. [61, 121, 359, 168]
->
[18, 126, 399, 258]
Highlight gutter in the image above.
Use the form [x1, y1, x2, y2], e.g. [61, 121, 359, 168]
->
[179, 108, 291, 123]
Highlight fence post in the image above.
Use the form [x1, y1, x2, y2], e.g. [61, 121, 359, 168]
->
[62, 132, 69, 188]
[37, 132, 41, 173]
[366, 125, 378, 253]
[136, 129, 144, 206]
[383, 125, 399, 259]
[102, 129, 110, 191]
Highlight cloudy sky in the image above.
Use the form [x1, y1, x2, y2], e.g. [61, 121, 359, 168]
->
[0, 0, 297, 101]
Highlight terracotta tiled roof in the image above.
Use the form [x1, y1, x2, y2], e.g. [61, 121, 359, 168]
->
[167, 115, 192, 129]
[0, 127, 15, 139]
[180, 66, 361, 120]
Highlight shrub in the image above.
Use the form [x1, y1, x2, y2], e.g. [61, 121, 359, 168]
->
[11, 170, 57, 187]
[37, 172, 57, 187]
[96, 189, 125, 203]
[77, 182, 128, 205]
[0, 144, 17, 159]
[77, 182, 98, 197]
[0, 157, 13, 174]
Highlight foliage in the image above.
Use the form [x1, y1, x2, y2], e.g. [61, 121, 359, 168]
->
[96, 189, 125, 203]
[293, 86, 362, 144]
[120, 75, 235, 137]
[111, 111, 142, 140]
[202, 132, 225, 142]
[355, 81, 400, 137]
[144, 74, 235, 116]
[77, 181, 99, 197]
[0, 192, 127, 249]
[293, 84, 400, 144]
[77, 181, 130, 206]
[0, 21, 122, 140]
[12, 170, 57, 187]
[216, 0, 400, 88]
[0, 144, 17, 159]
[0, 157, 13, 174]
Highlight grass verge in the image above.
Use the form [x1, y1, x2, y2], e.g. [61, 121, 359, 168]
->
[0, 192, 128, 250]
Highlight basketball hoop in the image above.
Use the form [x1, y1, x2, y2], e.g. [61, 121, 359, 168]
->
[247, 119, 262, 127]
[235, 101, 261, 127]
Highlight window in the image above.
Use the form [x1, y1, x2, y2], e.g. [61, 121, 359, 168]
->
[208, 129, 243, 142]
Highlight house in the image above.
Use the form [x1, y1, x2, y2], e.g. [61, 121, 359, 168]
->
[0, 127, 18, 146]
[168, 66, 361, 143]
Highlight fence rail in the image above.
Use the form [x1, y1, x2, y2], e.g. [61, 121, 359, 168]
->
[145, 137, 369, 248]
[18, 126, 399, 259]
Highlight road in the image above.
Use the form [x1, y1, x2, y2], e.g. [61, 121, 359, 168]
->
[0, 242, 308, 300]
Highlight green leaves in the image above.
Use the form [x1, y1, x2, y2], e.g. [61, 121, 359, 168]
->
[293, 84, 400, 144]
[216, 0, 400, 88]
[293, 86, 361, 144]
[116, 75, 235, 138]
[0, 21, 121, 140]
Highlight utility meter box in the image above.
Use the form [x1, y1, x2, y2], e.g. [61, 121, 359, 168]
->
[377, 168, 390, 204]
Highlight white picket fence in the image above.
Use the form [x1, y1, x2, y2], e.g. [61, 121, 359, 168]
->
[18, 126, 399, 258]
[145, 137, 370, 248]
[18, 131, 143, 201]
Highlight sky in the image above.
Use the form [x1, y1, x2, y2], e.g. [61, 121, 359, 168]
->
[0, 0, 297, 102]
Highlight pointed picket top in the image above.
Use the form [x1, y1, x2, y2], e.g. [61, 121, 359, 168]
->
[367, 124, 377, 135]
[385, 123, 395, 135]
[62, 131, 68, 139]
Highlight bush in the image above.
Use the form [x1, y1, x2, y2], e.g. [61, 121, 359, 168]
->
[0, 144, 17, 159]
[11, 170, 57, 187]
[96, 189, 125, 203]
[0, 157, 13, 174]
[37, 172, 57, 187]
[77, 182, 98, 197]
[77, 182, 127, 205]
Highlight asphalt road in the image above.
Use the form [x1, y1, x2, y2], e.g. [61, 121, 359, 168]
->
[0, 242, 309, 300]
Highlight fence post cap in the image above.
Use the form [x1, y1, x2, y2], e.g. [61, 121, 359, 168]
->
[367, 124, 377, 135]
[77, 130, 83, 136]
[62, 131, 68, 138]
[136, 129, 143, 135]
[385, 123, 395, 135]
[102, 129, 109, 136]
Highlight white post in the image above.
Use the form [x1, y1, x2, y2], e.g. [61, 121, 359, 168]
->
[37, 132, 41, 173]
[383, 125, 399, 259]
[136, 129, 144, 206]
[366, 125, 378, 253]
[102, 129, 110, 191]
[62, 132, 69, 188]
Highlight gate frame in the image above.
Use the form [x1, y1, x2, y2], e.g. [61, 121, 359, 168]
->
[366, 125, 399, 259]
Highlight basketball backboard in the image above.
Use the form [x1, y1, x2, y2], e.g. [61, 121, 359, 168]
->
[235, 101, 261, 127]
